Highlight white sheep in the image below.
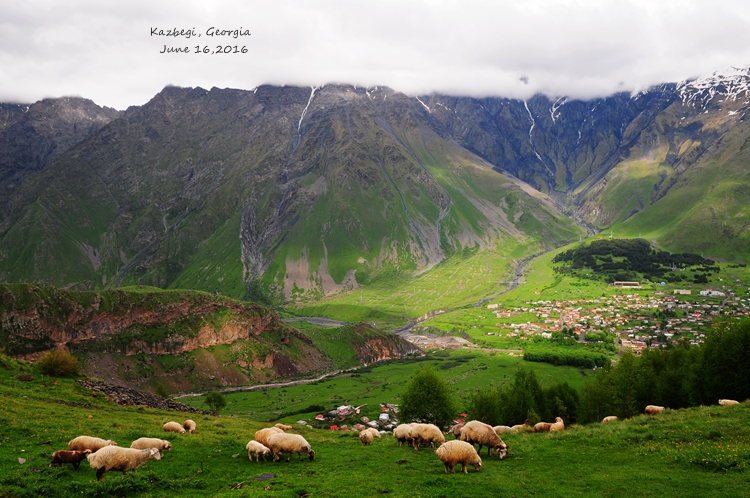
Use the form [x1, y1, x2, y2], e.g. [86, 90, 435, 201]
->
[274, 423, 292, 431]
[86, 446, 161, 481]
[601, 416, 618, 423]
[68, 436, 117, 453]
[718, 399, 740, 406]
[183, 419, 197, 433]
[130, 438, 172, 454]
[493, 425, 513, 435]
[436, 440, 482, 474]
[549, 417, 565, 432]
[533, 422, 552, 433]
[365, 427, 381, 439]
[410, 423, 445, 451]
[246, 440, 271, 461]
[359, 430, 374, 446]
[645, 405, 665, 415]
[265, 433, 315, 462]
[254, 427, 283, 447]
[460, 420, 508, 459]
[393, 423, 415, 447]
[163, 421, 186, 434]
[450, 422, 465, 439]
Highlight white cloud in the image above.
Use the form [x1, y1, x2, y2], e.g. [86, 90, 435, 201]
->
[1, 0, 749, 109]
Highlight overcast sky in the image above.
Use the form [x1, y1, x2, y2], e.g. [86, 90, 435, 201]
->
[1, 0, 749, 110]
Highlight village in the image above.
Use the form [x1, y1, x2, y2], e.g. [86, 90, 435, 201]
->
[405, 287, 750, 355]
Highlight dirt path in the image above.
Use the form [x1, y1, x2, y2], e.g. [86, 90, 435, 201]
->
[174, 369, 344, 399]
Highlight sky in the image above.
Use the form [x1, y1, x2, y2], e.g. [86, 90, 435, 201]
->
[1, 0, 749, 110]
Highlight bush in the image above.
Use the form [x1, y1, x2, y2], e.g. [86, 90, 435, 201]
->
[205, 391, 227, 413]
[35, 350, 80, 377]
[398, 367, 457, 428]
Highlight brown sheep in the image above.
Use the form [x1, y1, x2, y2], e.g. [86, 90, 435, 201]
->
[451, 422, 465, 439]
[254, 427, 284, 447]
[49, 449, 91, 470]
[533, 422, 552, 433]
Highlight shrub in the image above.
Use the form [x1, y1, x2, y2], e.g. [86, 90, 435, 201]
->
[35, 350, 80, 377]
[205, 391, 227, 413]
[398, 366, 457, 428]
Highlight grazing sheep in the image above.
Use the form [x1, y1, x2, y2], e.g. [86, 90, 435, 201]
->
[163, 421, 186, 434]
[436, 440, 482, 474]
[246, 440, 271, 461]
[393, 423, 416, 447]
[460, 421, 508, 459]
[601, 416, 618, 423]
[533, 422, 552, 433]
[359, 430, 374, 446]
[265, 433, 315, 462]
[410, 423, 445, 450]
[493, 425, 513, 435]
[68, 436, 117, 453]
[451, 422, 465, 439]
[719, 399, 740, 406]
[254, 427, 284, 447]
[86, 446, 161, 481]
[511, 420, 533, 433]
[274, 423, 292, 431]
[645, 405, 665, 415]
[49, 449, 91, 470]
[130, 438, 172, 454]
[183, 419, 197, 433]
[364, 427, 381, 439]
[549, 417, 565, 432]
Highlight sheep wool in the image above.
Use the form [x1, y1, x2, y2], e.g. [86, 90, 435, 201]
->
[359, 430, 374, 446]
[645, 405, 665, 415]
[460, 420, 508, 459]
[246, 440, 271, 461]
[265, 433, 315, 462]
[549, 417, 565, 432]
[410, 423, 445, 451]
[365, 427, 381, 438]
[274, 423, 292, 431]
[493, 425, 513, 435]
[436, 440, 482, 474]
[183, 419, 197, 433]
[393, 423, 416, 447]
[86, 446, 161, 481]
[451, 422, 465, 439]
[719, 399, 740, 406]
[254, 427, 284, 447]
[511, 420, 533, 433]
[601, 416, 618, 423]
[130, 438, 172, 453]
[49, 449, 91, 470]
[163, 421, 186, 434]
[68, 436, 117, 452]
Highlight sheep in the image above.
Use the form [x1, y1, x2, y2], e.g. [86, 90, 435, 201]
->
[274, 423, 292, 431]
[49, 449, 91, 470]
[645, 405, 665, 415]
[601, 416, 618, 423]
[410, 423, 445, 451]
[436, 440, 482, 474]
[719, 399, 740, 406]
[549, 417, 565, 432]
[393, 423, 415, 447]
[450, 422, 465, 439]
[364, 427, 381, 439]
[511, 420, 533, 433]
[533, 422, 552, 433]
[265, 433, 315, 462]
[68, 436, 117, 453]
[254, 427, 284, 447]
[163, 421, 186, 434]
[246, 440, 271, 461]
[493, 425, 513, 435]
[130, 438, 172, 454]
[459, 420, 508, 459]
[86, 446, 161, 481]
[183, 419, 197, 433]
[359, 429, 374, 446]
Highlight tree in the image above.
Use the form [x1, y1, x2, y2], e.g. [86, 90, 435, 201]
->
[35, 349, 80, 377]
[205, 391, 227, 413]
[398, 367, 457, 428]
[465, 387, 502, 426]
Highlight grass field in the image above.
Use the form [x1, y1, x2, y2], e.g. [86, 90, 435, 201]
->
[2, 354, 750, 497]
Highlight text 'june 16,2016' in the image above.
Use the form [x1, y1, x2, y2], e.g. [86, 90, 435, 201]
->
[151, 27, 251, 54]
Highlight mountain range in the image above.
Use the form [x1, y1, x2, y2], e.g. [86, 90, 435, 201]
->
[1, 67, 749, 301]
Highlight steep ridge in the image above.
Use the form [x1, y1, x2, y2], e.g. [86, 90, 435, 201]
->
[0, 85, 579, 300]
[0, 283, 420, 393]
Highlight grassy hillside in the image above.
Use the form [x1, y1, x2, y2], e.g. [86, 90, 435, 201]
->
[2, 353, 749, 497]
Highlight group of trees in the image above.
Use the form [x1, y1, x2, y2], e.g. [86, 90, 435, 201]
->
[400, 318, 750, 427]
